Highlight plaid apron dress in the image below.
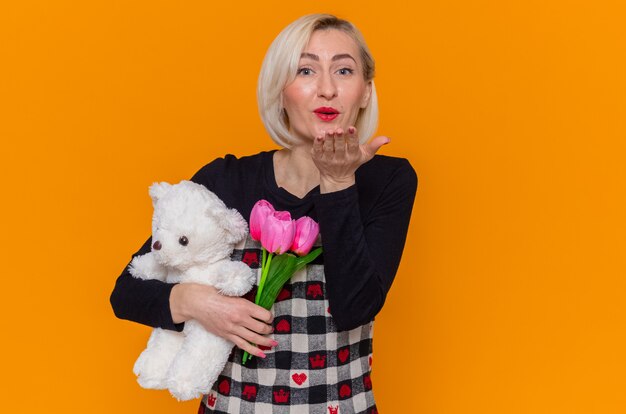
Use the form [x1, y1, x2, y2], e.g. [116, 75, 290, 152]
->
[199, 233, 379, 414]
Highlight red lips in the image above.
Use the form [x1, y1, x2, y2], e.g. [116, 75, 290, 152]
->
[314, 107, 339, 122]
[314, 106, 338, 114]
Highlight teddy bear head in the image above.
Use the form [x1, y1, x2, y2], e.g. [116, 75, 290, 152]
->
[148, 180, 247, 270]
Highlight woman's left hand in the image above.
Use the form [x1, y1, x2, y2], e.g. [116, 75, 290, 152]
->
[311, 126, 389, 193]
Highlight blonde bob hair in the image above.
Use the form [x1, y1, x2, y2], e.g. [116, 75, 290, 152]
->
[257, 14, 378, 148]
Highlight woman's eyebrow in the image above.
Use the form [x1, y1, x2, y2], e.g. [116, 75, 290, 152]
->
[300, 53, 357, 63]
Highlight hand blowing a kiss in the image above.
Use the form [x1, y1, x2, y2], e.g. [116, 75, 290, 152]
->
[312, 127, 390, 194]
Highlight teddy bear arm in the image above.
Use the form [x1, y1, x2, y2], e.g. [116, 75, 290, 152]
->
[214, 261, 255, 297]
[129, 253, 168, 281]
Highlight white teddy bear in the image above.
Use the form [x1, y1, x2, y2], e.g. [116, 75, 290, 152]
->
[129, 180, 255, 401]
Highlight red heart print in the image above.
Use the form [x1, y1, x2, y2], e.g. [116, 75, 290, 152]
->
[276, 319, 291, 333]
[339, 384, 351, 398]
[292, 372, 307, 385]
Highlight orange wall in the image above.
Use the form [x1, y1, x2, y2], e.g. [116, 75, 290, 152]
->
[1, 1, 625, 413]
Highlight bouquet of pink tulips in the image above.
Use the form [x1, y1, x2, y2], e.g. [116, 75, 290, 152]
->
[242, 200, 322, 364]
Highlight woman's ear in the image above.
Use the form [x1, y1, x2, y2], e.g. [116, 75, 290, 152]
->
[149, 182, 172, 207]
[217, 208, 248, 245]
[360, 80, 373, 108]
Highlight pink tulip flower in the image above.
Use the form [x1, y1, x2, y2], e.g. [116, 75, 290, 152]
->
[291, 216, 320, 256]
[261, 211, 296, 254]
[249, 200, 275, 241]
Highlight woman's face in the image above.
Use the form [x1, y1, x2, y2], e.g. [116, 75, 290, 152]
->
[282, 29, 372, 143]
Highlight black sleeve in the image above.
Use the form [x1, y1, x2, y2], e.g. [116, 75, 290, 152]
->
[312, 159, 418, 331]
[109, 236, 185, 331]
[109, 157, 227, 331]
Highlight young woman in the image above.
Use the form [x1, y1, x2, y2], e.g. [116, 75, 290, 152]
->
[111, 14, 418, 413]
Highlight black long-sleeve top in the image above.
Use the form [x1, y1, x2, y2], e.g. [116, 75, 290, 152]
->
[110, 150, 417, 332]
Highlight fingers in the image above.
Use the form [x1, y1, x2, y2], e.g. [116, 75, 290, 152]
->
[326, 127, 358, 156]
[347, 126, 359, 153]
[244, 315, 274, 336]
[230, 320, 278, 358]
[322, 130, 334, 154]
[248, 302, 274, 325]
[227, 301, 276, 358]
[334, 128, 346, 157]
[311, 126, 386, 178]
[312, 133, 324, 157]
[311, 129, 349, 159]
[229, 334, 269, 359]
[226, 319, 276, 358]
[236, 324, 277, 348]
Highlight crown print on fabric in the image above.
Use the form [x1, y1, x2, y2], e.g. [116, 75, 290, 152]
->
[307, 283, 324, 298]
[207, 394, 216, 407]
[242, 384, 257, 401]
[242, 250, 260, 268]
[309, 354, 327, 368]
[273, 389, 290, 403]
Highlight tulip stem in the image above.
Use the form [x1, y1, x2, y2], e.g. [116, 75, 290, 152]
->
[262, 247, 267, 270]
[255, 252, 273, 303]
[243, 248, 271, 365]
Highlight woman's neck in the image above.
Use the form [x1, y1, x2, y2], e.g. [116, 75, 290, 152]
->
[273, 144, 320, 199]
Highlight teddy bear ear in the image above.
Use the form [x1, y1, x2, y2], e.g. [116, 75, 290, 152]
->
[216, 208, 248, 245]
[149, 182, 172, 205]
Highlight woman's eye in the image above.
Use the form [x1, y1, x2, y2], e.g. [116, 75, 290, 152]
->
[297, 67, 313, 76]
[337, 68, 354, 75]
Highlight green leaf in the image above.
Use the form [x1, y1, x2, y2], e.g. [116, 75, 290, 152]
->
[295, 247, 323, 270]
[256, 248, 323, 310]
[258, 254, 297, 309]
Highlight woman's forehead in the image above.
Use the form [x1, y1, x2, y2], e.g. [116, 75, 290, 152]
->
[301, 29, 360, 61]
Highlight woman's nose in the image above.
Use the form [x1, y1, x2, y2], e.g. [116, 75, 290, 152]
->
[317, 73, 337, 99]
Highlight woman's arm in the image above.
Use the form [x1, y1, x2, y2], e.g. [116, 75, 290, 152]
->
[109, 157, 222, 331]
[110, 260, 276, 356]
[311, 126, 417, 330]
[109, 236, 184, 331]
[310, 127, 417, 331]
[109, 157, 276, 357]
[313, 158, 418, 331]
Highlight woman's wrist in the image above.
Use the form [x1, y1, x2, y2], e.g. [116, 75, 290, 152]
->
[319, 174, 355, 194]
[170, 283, 219, 324]
[170, 284, 190, 324]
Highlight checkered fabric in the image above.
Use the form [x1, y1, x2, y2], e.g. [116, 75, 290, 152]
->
[199, 233, 379, 414]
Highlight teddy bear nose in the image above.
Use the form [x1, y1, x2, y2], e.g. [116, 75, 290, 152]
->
[152, 240, 162, 250]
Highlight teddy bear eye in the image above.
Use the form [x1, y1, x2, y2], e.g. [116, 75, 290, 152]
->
[179, 236, 189, 246]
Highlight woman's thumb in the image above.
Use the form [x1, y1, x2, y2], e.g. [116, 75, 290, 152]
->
[366, 135, 391, 156]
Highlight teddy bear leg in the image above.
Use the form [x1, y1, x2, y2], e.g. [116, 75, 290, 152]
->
[166, 320, 233, 401]
[134, 328, 184, 390]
